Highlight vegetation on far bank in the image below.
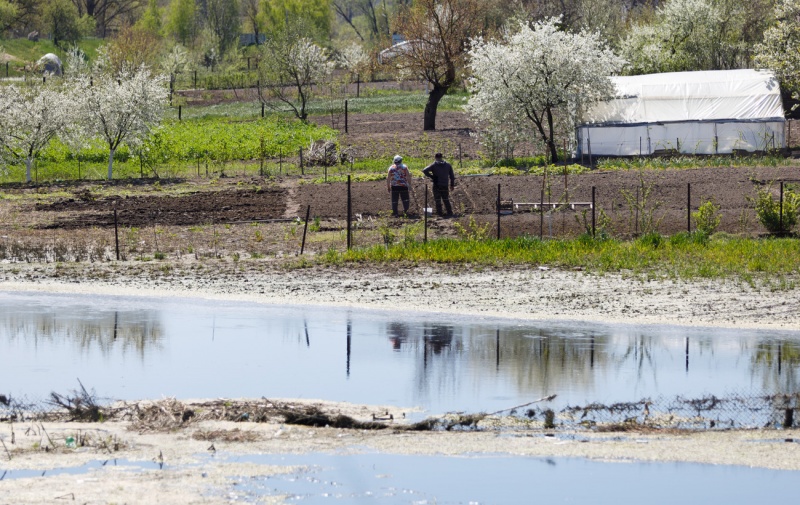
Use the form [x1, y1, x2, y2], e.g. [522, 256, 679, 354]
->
[306, 233, 798, 284]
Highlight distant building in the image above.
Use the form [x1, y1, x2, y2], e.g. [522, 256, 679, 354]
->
[577, 69, 786, 157]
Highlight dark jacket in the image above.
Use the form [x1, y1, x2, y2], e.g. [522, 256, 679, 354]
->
[422, 160, 455, 188]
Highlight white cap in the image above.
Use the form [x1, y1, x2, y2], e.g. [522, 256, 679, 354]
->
[393, 155, 402, 163]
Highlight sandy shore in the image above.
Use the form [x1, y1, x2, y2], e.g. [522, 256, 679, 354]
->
[1, 261, 800, 503]
[1, 260, 799, 330]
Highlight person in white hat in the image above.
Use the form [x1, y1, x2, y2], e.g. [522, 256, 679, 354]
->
[387, 155, 411, 217]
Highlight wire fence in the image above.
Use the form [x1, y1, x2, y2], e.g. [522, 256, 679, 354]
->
[0, 167, 798, 263]
[549, 393, 800, 431]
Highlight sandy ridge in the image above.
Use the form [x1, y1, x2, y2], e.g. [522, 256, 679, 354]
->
[1, 261, 799, 330]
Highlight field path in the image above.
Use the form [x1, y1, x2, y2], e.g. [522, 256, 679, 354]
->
[282, 181, 300, 219]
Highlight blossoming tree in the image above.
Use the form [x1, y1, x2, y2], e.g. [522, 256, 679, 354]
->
[755, 0, 800, 101]
[257, 32, 333, 121]
[0, 85, 69, 182]
[467, 18, 624, 163]
[72, 65, 168, 180]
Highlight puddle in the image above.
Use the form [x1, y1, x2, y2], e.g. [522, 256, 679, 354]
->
[1, 291, 799, 416]
[216, 452, 800, 504]
[0, 458, 165, 481]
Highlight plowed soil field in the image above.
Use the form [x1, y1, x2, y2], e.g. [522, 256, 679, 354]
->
[2, 111, 800, 260]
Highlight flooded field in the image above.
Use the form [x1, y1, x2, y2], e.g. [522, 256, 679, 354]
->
[1, 290, 799, 416]
[4, 450, 799, 504]
[2, 290, 800, 503]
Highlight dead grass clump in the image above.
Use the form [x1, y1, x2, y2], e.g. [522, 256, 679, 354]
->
[47, 380, 106, 422]
[192, 428, 261, 443]
[124, 398, 197, 432]
[281, 407, 390, 430]
[405, 413, 487, 431]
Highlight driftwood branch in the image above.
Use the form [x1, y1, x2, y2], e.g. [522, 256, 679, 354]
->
[487, 395, 557, 416]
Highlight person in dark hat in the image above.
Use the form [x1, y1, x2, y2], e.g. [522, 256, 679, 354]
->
[422, 152, 455, 217]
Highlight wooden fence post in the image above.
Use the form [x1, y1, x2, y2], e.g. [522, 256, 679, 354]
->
[299, 148, 304, 175]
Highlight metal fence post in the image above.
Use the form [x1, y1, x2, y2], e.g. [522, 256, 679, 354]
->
[496, 184, 501, 240]
[114, 209, 120, 261]
[592, 186, 596, 238]
[687, 183, 691, 233]
[424, 185, 428, 244]
[780, 181, 784, 233]
[300, 205, 310, 255]
[347, 175, 352, 250]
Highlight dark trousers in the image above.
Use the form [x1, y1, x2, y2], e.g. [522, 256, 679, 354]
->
[432, 185, 452, 216]
[391, 186, 410, 216]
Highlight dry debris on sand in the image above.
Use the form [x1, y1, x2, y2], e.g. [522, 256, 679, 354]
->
[1, 397, 800, 504]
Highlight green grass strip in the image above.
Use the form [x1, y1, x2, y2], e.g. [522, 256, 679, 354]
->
[316, 233, 800, 281]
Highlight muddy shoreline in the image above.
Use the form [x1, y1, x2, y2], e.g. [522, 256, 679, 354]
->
[2, 260, 799, 330]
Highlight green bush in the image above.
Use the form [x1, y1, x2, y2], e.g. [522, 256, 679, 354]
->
[692, 200, 721, 236]
[638, 232, 664, 248]
[752, 186, 800, 234]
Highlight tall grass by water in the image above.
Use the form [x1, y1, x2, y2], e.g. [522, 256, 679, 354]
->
[320, 233, 800, 282]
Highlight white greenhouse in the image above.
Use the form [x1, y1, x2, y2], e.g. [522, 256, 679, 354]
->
[576, 69, 786, 158]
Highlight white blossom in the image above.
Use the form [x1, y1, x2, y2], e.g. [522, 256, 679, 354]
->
[160, 44, 190, 76]
[258, 37, 334, 121]
[71, 66, 169, 180]
[755, 0, 800, 96]
[337, 43, 370, 75]
[64, 45, 90, 77]
[466, 18, 624, 162]
[620, 0, 750, 74]
[0, 84, 70, 182]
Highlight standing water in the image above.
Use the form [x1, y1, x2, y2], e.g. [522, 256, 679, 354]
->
[1, 291, 798, 416]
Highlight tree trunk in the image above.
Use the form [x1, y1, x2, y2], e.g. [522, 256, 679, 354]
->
[546, 108, 558, 163]
[546, 139, 558, 165]
[423, 84, 448, 131]
[108, 148, 116, 180]
[25, 158, 33, 183]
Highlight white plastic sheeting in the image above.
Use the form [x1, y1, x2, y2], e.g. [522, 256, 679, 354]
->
[576, 70, 785, 157]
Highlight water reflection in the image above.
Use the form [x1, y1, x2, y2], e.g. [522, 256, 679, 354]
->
[223, 452, 800, 505]
[1, 291, 799, 415]
[2, 308, 163, 359]
[752, 340, 800, 391]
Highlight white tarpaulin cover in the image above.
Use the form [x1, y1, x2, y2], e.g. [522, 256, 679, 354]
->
[576, 69, 785, 156]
